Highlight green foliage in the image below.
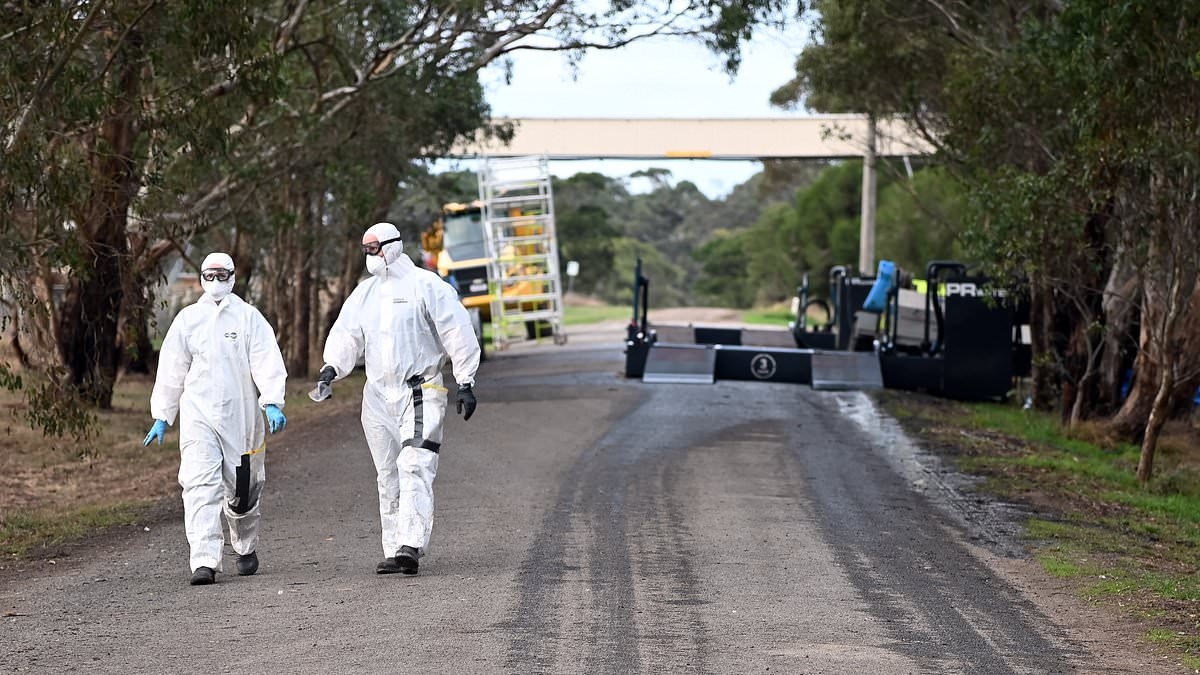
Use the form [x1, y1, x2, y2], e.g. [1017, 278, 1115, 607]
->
[22, 378, 98, 443]
[693, 231, 756, 307]
[611, 238, 686, 307]
[788, 0, 1200, 434]
[551, 166, 820, 306]
[0, 364, 21, 392]
[874, 167, 966, 274]
[691, 158, 965, 308]
[557, 205, 619, 295]
[744, 202, 806, 303]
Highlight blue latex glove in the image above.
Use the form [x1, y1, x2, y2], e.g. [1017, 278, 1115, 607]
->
[143, 419, 168, 446]
[265, 404, 287, 434]
[862, 259, 896, 313]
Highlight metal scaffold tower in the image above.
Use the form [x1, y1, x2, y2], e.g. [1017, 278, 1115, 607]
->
[477, 155, 567, 350]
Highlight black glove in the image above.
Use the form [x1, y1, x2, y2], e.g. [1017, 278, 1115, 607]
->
[456, 384, 476, 421]
[318, 365, 336, 385]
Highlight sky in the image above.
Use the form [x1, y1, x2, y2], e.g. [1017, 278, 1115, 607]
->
[435, 23, 811, 199]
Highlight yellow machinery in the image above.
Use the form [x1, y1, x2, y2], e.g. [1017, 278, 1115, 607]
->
[420, 190, 563, 351]
[422, 200, 494, 320]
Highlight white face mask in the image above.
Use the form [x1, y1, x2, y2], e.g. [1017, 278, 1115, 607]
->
[365, 254, 387, 276]
[202, 277, 234, 300]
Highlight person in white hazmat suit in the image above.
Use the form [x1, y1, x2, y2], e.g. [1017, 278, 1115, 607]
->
[143, 252, 289, 586]
[316, 222, 479, 575]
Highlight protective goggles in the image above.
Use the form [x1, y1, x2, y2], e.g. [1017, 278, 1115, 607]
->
[200, 269, 233, 282]
[361, 236, 402, 256]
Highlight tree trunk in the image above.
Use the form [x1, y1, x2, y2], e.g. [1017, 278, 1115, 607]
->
[285, 194, 314, 377]
[1137, 358, 1174, 485]
[320, 244, 364, 367]
[1097, 248, 1139, 415]
[118, 284, 156, 375]
[1112, 267, 1198, 446]
[1165, 288, 1200, 419]
[1030, 278, 1059, 411]
[57, 30, 144, 408]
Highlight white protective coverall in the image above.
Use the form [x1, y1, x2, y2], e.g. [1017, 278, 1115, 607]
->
[150, 282, 288, 573]
[322, 223, 480, 560]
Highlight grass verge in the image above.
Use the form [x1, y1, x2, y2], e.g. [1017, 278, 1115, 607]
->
[1, 502, 150, 559]
[875, 389, 1200, 667]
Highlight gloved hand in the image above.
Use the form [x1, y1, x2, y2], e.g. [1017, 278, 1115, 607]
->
[456, 384, 476, 421]
[310, 365, 336, 402]
[265, 404, 287, 434]
[143, 419, 168, 446]
[318, 365, 336, 385]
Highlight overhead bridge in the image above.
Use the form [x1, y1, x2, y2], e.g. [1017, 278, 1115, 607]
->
[450, 115, 933, 160]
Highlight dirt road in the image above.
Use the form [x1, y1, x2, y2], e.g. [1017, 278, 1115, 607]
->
[0, 325, 1180, 674]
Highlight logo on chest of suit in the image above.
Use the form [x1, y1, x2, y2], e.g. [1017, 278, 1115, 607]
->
[224, 332, 239, 340]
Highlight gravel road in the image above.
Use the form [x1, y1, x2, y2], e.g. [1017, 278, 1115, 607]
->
[0, 324, 1180, 674]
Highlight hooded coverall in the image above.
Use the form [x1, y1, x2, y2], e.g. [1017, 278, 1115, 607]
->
[150, 293, 288, 572]
[322, 251, 480, 560]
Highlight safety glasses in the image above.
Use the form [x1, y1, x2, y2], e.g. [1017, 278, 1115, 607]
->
[361, 236, 402, 256]
[201, 269, 233, 282]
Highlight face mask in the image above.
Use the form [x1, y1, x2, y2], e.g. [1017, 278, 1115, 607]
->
[366, 255, 387, 276]
[202, 278, 234, 300]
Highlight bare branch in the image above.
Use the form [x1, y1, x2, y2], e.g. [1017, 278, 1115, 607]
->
[4, 0, 111, 154]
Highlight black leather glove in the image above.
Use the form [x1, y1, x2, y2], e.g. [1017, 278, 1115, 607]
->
[456, 384, 476, 421]
[318, 365, 336, 385]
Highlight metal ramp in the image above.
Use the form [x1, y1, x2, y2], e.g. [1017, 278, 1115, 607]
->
[811, 351, 883, 390]
[642, 344, 716, 384]
[477, 155, 566, 350]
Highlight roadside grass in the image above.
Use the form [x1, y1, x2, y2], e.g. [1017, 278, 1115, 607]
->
[876, 389, 1200, 665]
[742, 303, 794, 326]
[562, 304, 630, 325]
[0, 368, 364, 564]
[1, 502, 148, 559]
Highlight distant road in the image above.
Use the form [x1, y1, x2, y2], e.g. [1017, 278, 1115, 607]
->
[0, 334, 1172, 674]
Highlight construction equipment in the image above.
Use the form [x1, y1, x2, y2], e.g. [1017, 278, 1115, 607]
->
[424, 202, 491, 310]
[418, 155, 567, 353]
[420, 201, 491, 357]
[477, 155, 566, 351]
[626, 258, 1031, 402]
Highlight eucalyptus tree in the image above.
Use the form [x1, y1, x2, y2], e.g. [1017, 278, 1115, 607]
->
[776, 0, 1200, 481]
[1, 0, 800, 436]
[1, 0, 278, 437]
[939, 1, 1200, 480]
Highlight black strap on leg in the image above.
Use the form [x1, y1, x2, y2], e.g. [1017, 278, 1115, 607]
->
[401, 438, 442, 453]
[401, 375, 440, 452]
[232, 453, 253, 514]
[409, 376, 425, 442]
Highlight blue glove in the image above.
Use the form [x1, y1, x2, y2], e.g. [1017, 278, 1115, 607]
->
[862, 259, 896, 313]
[143, 419, 168, 446]
[265, 404, 287, 434]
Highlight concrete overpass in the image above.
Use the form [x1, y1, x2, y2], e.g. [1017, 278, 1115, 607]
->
[450, 114, 935, 273]
[450, 115, 934, 160]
